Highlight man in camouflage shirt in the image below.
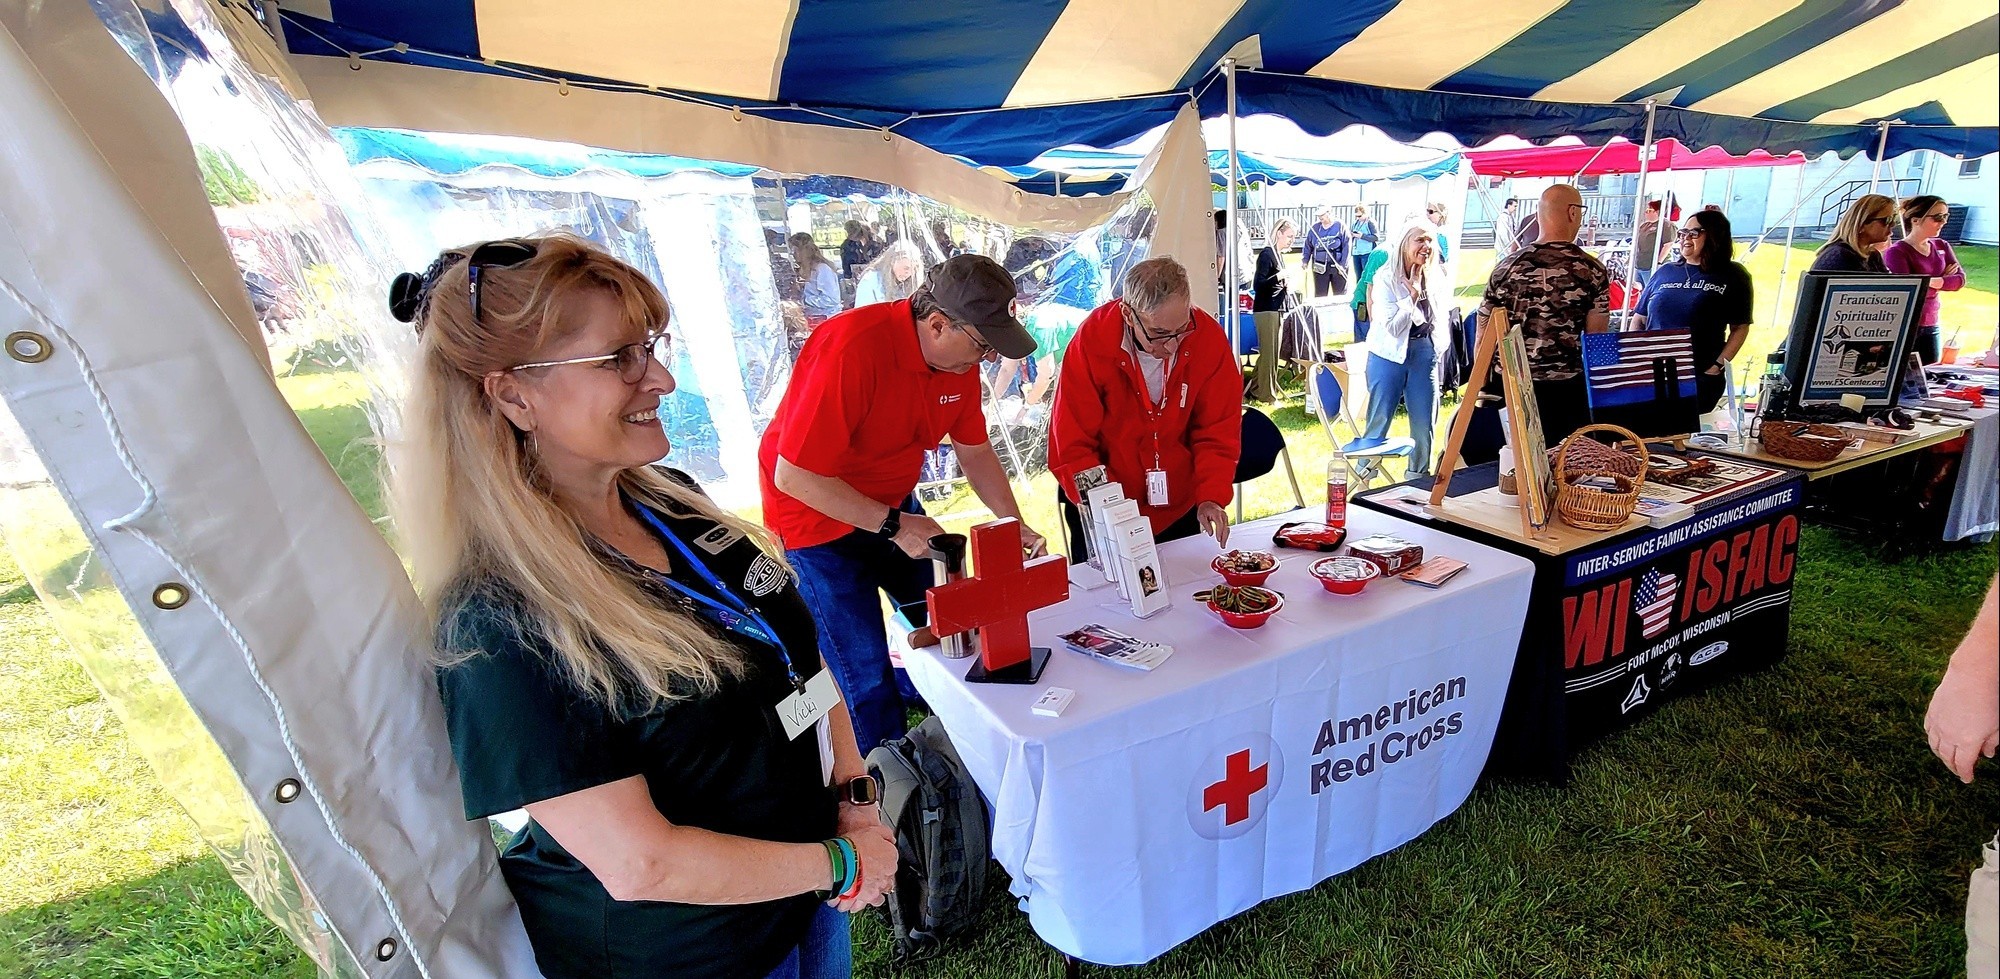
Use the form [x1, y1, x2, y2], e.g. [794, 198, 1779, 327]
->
[1479, 184, 1610, 446]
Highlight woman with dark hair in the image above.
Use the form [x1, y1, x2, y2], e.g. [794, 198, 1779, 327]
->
[1883, 195, 1965, 364]
[1631, 208, 1753, 413]
[1813, 194, 1895, 273]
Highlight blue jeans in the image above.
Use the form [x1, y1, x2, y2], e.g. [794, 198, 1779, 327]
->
[762, 903, 851, 979]
[1364, 334, 1439, 477]
[788, 501, 932, 754]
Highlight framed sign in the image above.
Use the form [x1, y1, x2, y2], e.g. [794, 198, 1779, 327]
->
[1496, 325, 1554, 533]
[1784, 273, 1924, 408]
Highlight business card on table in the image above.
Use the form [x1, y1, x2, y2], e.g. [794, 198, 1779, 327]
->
[1031, 686, 1076, 717]
[1400, 557, 1468, 589]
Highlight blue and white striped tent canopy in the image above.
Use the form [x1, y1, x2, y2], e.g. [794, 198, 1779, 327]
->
[273, 0, 1996, 163]
[992, 146, 1465, 196]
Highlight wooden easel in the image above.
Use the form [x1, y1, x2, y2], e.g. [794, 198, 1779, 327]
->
[1426, 309, 1553, 541]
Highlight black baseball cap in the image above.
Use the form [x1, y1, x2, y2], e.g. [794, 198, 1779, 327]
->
[928, 255, 1037, 360]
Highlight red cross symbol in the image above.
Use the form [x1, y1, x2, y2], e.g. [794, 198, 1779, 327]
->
[927, 518, 1069, 672]
[1202, 749, 1270, 826]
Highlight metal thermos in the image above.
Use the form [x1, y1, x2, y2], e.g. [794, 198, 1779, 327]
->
[927, 533, 975, 659]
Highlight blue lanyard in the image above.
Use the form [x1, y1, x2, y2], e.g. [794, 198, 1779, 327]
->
[631, 505, 802, 691]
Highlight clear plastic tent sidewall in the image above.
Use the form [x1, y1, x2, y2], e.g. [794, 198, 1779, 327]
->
[0, 3, 1215, 979]
[0, 2, 535, 977]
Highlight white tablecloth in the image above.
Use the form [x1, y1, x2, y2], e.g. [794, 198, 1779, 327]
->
[1946, 407, 1998, 541]
[903, 508, 1535, 964]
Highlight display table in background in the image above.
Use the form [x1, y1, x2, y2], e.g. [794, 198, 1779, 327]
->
[1702, 417, 1970, 479]
[1704, 415, 1988, 544]
[904, 508, 1534, 965]
[1357, 457, 1805, 781]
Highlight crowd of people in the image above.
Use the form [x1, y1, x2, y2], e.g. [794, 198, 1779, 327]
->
[376, 170, 1981, 976]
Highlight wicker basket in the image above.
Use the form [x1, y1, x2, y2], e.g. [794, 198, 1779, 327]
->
[1551, 431, 1646, 479]
[1757, 420, 1855, 462]
[1553, 424, 1649, 531]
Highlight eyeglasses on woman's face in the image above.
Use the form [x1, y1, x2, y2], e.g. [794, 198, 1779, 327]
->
[502, 329, 671, 384]
[1676, 227, 1703, 240]
[1864, 214, 1894, 228]
[1921, 209, 1949, 224]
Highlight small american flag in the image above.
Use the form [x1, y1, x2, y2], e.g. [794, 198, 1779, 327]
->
[1584, 329, 1697, 409]
[1633, 568, 1679, 639]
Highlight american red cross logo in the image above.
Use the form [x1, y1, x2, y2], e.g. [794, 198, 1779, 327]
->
[927, 518, 1068, 673]
[1202, 749, 1270, 826]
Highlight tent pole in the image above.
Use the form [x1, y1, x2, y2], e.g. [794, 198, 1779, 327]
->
[1768, 169, 1802, 330]
[1620, 100, 1656, 330]
[1224, 57, 1241, 336]
[1053, 171, 1061, 197]
[1571, 138, 1616, 184]
[1224, 57, 1245, 522]
[1870, 121, 1890, 190]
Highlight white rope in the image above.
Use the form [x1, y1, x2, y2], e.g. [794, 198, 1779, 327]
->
[0, 274, 431, 979]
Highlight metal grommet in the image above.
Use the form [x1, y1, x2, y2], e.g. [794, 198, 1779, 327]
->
[151, 583, 190, 609]
[347, 51, 362, 70]
[6, 331, 52, 363]
[375, 938, 398, 961]
[274, 778, 302, 804]
[557, 78, 570, 96]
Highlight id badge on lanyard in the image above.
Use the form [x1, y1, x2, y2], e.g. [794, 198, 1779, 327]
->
[635, 506, 840, 741]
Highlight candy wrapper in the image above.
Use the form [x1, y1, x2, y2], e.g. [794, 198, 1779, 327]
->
[1272, 521, 1348, 552]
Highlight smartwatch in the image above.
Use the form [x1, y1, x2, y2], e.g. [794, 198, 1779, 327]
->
[839, 774, 880, 806]
[874, 506, 902, 538]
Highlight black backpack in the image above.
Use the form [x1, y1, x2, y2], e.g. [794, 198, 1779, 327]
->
[865, 715, 989, 957]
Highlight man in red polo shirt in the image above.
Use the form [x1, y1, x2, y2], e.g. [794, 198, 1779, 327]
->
[760, 254, 1046, 751]
[1050, 256, 1241, 560]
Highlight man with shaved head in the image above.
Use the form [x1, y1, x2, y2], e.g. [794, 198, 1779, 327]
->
[1478, 184, 1610, 446]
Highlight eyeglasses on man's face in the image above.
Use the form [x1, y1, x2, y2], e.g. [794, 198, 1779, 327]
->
[1566, 204, 1589, 218]
[954, 322, 995, 357]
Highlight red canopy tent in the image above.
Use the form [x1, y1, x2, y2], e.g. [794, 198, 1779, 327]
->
[1466, 138, 1805, 177]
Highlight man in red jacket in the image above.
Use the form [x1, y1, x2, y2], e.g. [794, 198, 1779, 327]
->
[1050, 257, 1242, 561]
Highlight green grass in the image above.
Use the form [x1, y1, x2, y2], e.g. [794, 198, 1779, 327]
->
[3, 356, 1996, 977]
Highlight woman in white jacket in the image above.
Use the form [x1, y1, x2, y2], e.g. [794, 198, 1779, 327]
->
[1361, 225, 1451, 477]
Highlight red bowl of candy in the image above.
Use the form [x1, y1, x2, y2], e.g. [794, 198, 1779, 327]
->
[1198, 584, 1285, 629]
[1309, 556, 1381, 595]
[1212, 550, 1280, 586]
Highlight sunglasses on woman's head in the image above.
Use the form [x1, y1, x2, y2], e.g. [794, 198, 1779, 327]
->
[467, 239, 538, 324]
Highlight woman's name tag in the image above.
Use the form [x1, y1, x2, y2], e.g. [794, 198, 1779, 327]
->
[1146, 469, 1169, 506]
[776, 669, 841, 741]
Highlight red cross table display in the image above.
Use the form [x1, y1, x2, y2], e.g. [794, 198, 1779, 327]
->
[926, 518, 1070, 684]
[1202, 749, 1270, 826]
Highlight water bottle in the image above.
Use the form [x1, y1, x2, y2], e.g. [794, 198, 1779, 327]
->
[1326, 451, 1351, 528]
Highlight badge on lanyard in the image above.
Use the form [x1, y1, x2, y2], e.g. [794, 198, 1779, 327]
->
[1146, 468, 1170, 506]
[634, 504, 834, 741]
[775, 669, 841, 741]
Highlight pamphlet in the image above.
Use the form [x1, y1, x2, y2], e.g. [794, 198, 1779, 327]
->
[1086, 485, 1133, 590]
[1071, 467, 1111, 573]
[1111, 511, 1172, 617]
[1058, 624, 1174, 671]
[1400, 557, 1468, 588]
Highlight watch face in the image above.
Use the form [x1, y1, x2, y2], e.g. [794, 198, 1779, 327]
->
[847, 775, 881, 805]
